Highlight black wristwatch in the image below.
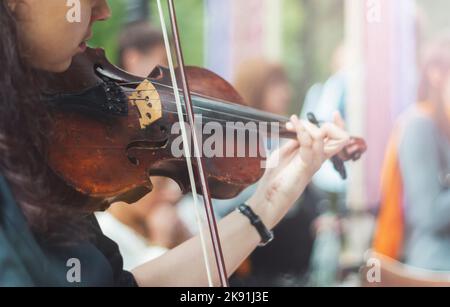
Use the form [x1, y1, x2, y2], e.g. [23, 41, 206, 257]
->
[238, 204, 274, 247]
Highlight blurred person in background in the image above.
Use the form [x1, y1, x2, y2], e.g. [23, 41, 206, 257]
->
[228, 59, 321, 286]
[373, 35, 450, 271]
[234, 59, 292, 116]
[118, 21, 168, 78]
[301, 44, 349, 286]
[302, 43, 348, 197]
[97, 21, 191, 270]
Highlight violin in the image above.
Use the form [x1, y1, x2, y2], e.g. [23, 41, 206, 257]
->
[42, 0, 367, 287]
[42, 47, 367, 202]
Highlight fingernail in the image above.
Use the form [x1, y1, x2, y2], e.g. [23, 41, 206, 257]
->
[286, 122, 294, 130]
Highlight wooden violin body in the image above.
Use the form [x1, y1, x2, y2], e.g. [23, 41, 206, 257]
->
[43, 48, 265, 201]
[42, 47, 367, 203]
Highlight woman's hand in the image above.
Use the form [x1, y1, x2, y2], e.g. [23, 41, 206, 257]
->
[248, 114, 350, 229]
[133, 114, 351, 287]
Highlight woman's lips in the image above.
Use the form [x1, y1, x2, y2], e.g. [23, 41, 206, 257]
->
[77, 30, 92, 53]
[78, 41, 87, 52]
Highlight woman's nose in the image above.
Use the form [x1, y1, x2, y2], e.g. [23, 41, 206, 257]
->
[92, 0, 111, 22]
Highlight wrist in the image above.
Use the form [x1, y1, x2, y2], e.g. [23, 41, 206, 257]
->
[246, 196, 275, 230]
[297, 160, 321, 182]
[237, 204, 274, 247]
[246, 175, 310, 230]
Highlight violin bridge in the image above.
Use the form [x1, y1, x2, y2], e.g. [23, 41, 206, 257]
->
[128, 79, 162, 129]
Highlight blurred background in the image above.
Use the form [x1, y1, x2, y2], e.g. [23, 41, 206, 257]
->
[93, 0, 450, 286]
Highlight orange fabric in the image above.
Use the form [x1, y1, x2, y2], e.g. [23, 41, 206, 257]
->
[373, 131, 404, 259]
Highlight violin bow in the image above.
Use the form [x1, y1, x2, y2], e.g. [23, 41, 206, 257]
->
[156, 0, 229, 287]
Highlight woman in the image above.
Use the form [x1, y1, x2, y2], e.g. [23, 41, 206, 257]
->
[0, 0, 350, 286]
[374, 36, 450, 270]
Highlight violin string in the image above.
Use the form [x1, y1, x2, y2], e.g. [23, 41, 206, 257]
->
[125, 102, 291, 132]
[117, 79, 231, 107]
[117, 79, 200, 94]
[118, 78, 260, 111]
[117, 78, 230, 106]
[121, 87, 242, 110]
[120, 89, 290, 125]
[156, 112, 295, 140]
[156, 111, 292, 138]
[120, 86, 284, 117]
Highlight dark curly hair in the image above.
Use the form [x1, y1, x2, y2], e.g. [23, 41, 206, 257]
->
[0, 1, 95, 244]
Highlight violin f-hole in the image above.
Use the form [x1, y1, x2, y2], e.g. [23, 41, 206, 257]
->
[126, 138, 169, 166]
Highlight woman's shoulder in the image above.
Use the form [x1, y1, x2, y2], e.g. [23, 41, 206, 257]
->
[395, 106, 449, 167]
[0, 174, 27, 228]
[0, 174, 53, 286]
[0, 174, 13, 200]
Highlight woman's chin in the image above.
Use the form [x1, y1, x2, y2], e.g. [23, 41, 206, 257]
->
[48, 59, 73, 73]
[31, 57, 72, 73]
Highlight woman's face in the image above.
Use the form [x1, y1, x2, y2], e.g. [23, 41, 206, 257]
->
[9, 0, 111, 72]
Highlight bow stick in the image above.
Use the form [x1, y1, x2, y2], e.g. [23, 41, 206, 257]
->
[156, 0, 229, 287]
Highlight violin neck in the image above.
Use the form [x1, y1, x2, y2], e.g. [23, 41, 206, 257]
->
[159, 89, 298, 140]
[188, 94, 297, 140]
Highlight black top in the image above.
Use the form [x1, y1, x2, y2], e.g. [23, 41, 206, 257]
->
[0, 175, 137, 287]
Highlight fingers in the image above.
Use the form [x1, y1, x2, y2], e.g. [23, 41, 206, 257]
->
[321, 122, 351, 157]
[286, 114, 351, 158]
[287, 115, 324, 149]
[321, 122, 350, 143]
[286, 121, 294, 131]
[295, 117, 313, 148]
[288, 115, 311, 147]
[302, 121, 325, 146]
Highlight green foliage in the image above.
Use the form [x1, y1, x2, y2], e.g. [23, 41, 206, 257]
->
[88, 0, 204, 66]
[89, 0, 126, 64]
[149, 0, 205, 66]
